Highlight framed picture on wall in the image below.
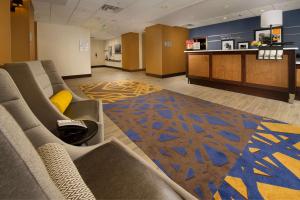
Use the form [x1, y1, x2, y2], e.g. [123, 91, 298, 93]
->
[237, 42, 249, 49]
[254, 27, 283, 45]
[221, 39, 235, 50]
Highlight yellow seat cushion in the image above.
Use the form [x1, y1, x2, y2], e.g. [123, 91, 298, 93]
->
[50, 90, 72, 113]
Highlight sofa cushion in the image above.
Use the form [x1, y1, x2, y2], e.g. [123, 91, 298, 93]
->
[50, 90, 73, 113]
[38, 143, 95, 200]
[0, 106, 63, 200]
[64, 100, 100, 122]
[74, 142, 183, 200]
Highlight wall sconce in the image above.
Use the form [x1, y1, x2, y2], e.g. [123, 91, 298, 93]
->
[11, 0, 24, 12]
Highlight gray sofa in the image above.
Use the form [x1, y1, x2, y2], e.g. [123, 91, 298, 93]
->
[3, 60, 104, 145]
[0, 68, 196, 199]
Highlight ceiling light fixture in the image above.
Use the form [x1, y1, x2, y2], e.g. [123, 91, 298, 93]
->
[223, 16, 227, 20]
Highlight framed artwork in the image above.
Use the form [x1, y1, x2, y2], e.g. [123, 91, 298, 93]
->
[254, 27, 283, 45]
[237, 42, 249, 49]
[221, 39, 235, 50]
[114, 44, 121, 54]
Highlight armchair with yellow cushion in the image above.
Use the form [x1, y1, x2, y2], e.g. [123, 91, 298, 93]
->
[3, 60, 104, 145]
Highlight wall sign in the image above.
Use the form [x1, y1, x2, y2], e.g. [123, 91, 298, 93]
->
[79, 39, 89, 52]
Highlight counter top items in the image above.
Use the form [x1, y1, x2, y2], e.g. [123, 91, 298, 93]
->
[221, 39, 235, 50]
[184, 47, 298, 53]
[254, 26, 283, 46]
[186, 40, 194, 50]
[257, 46, 284, 60]
[237, 42, 249, 49]
[259, 10, 283, 46]
[186, 38, 207, 50]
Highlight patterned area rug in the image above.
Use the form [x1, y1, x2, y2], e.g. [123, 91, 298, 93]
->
[80, 80, 161, 103]
[102, 89, 300, 199]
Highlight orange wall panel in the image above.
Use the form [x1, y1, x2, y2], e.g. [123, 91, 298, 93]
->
[144, 24, 188, 76]
[11, 0, 36, 61]
[122, 32, 139, 70]
[0, 0, 11, 64]
[144, 24, 163, 75]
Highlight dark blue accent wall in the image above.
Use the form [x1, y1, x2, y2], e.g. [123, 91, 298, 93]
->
[189, 9, 300, 55]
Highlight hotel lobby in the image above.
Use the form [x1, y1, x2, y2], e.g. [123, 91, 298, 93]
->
[0, 0, 300, 199]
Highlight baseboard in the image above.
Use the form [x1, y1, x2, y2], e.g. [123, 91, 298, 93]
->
[62, 74, 91, 80]
[92, 65, 123, 70]
[92, 65, 145, 72]
[91, 65, 107, 68]
[146, 72, 186, 78]
[122, 68, 146, 72]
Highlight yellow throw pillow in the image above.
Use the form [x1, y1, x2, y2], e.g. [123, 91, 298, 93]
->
[50, 90, 72, 113]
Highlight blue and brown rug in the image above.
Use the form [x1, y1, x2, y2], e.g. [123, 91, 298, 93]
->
[81, 81, 300, 199]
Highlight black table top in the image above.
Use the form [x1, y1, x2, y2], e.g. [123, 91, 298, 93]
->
[58, 120, 98, 146]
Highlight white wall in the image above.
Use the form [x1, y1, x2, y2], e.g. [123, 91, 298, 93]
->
[104, 37, 122, 68]
[139, 32, 143, 69]
[91, 38, 105, 66]
[37, 22, 91, 76]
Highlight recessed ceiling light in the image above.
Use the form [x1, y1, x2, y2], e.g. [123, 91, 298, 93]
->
[223, 16, 227, 20]
[261, 9, 265, 12]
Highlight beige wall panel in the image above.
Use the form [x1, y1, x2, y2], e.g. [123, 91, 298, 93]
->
[91, 39, 105, 66]
[212, 54, 242, 81]
[188, 55, 209, 77]
[37, 23, 91, 76]
[246, 54, 288, 88]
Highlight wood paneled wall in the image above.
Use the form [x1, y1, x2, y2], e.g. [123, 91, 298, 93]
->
[144, 24, 188, 76]
[212, 55, 242, 81]
[188, 55, 209, 78]
[122, 32, 139, 70]
[144, 24, 163, 75]
[246, 54, 288, 88]
[296, 69, 300, 87]
[162, 26, 188, 75]
[0, 0, 11, 64]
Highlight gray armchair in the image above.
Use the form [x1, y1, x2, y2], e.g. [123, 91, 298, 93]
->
[0, 68, 196, 200]
[3, 60, 104, 145]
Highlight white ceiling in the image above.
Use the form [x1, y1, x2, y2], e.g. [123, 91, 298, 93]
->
[32, 0, 300, 40]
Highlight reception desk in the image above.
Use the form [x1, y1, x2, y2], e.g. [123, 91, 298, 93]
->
[185, 48, 298, 102]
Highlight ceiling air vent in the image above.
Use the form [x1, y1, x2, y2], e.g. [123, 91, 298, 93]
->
[100, 4, 123, 13]
[182, 24, 195, 28]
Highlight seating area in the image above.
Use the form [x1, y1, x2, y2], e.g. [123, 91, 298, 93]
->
[0, 67, 195, 199]
[1, 0, 300, 199]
